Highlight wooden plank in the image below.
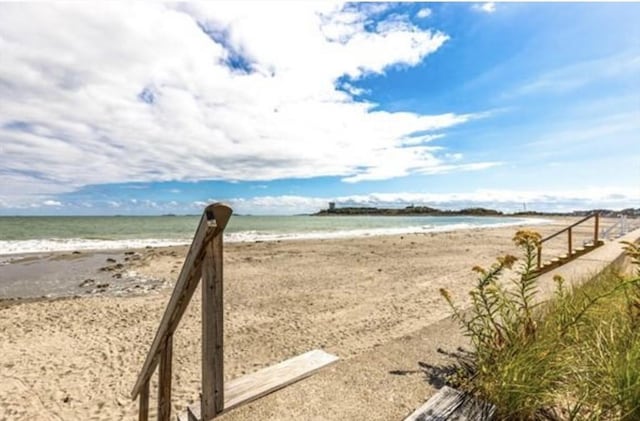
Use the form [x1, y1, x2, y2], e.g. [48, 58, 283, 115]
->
[131, 203, 232, 399]
[403, 386, 495, 421]
[187, 406, 200, 421]
[138, 379, 149, 421]
[185, 349, 339, 420]
[224, 349, 338, 411]
[201, 234, 224, 419]
[176, 407, 199, 421]
[158, 334, 173, 421]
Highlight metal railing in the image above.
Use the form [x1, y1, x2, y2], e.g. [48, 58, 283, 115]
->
[601, 215, 631, 240]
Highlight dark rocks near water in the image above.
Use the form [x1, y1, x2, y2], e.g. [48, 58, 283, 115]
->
[100, 263, 124, 272]
[79, 279, 95, 288]
[123, 251, 142, 263]
[1, 249, 170, 302]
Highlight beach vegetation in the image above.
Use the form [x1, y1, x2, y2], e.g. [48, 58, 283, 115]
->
[440, 232, 640, 420]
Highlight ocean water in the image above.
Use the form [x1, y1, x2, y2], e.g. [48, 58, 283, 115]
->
[0, 214, 547, 255]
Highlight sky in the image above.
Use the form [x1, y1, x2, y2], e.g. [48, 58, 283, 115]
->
[0, 1, 639, 215]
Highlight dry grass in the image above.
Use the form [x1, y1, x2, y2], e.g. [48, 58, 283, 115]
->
[441, 236, 640, 420]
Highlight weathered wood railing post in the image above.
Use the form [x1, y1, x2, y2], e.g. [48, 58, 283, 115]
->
[131, 203, 232, 421]
[139, 380, 150, 421]
[594, 212, 599, 245]
[133, 202, 338, 421]
[158, 334, 173, 421]
[568, 227, 572, 257]
[201, 207, 230, 420]
[537, 243, 542, 270]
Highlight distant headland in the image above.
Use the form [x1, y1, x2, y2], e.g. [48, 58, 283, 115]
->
[313, 203, 640, 217]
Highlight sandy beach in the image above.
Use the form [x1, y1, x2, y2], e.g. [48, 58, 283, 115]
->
[0, 217, 605, 420]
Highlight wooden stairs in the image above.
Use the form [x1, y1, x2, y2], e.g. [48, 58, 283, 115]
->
[131, 203, 338, 421]
[177, 350, 338, 421]
[533, 213, 603, 276]
[534, 240, 604, 275]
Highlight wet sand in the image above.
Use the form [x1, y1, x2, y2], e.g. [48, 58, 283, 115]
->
[1, 217, 603, 420]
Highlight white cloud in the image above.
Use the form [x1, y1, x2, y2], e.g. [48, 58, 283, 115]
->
[339, 81, 369, 96]
[42, 200, 62, 206]
[505, 52, 640, 98]
[416, 8, 432, 19]
[192, 201, 209, 209]
[526, 111, 640, 152]
[473, 2, 496, 13]
[227, 188, 640, 215]
[0, 2, 492, 207]
[375, 13, 414, 33]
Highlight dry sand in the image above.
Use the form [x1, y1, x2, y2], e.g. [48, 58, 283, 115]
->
[0, 217, 598, 420]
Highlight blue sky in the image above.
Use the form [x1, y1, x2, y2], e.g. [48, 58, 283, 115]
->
[0, 2, 638, 215]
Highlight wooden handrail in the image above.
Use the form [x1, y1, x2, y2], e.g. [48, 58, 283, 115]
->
[536, 212, 600, 270]
[132, 202, 338, 421]
[539, 213, 596, 243]
[131, 203, 232, 400]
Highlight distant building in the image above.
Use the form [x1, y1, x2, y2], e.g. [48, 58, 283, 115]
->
[328, 202, 336, 211]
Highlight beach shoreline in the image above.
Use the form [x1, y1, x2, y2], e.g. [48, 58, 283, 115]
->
[0, 215, 554, 302]
[0, 214, 550, 257]
[0, 216, 612, 420]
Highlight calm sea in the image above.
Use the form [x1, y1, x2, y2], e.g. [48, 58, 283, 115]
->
[0, 214, 546, 255]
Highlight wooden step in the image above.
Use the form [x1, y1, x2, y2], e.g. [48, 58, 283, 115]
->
[178, 349, 339, 421]
[403, 386, 495, 420]
[535, 239, 606, 276]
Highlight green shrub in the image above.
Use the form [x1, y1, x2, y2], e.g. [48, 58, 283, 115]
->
[440, 231, 640, 420]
